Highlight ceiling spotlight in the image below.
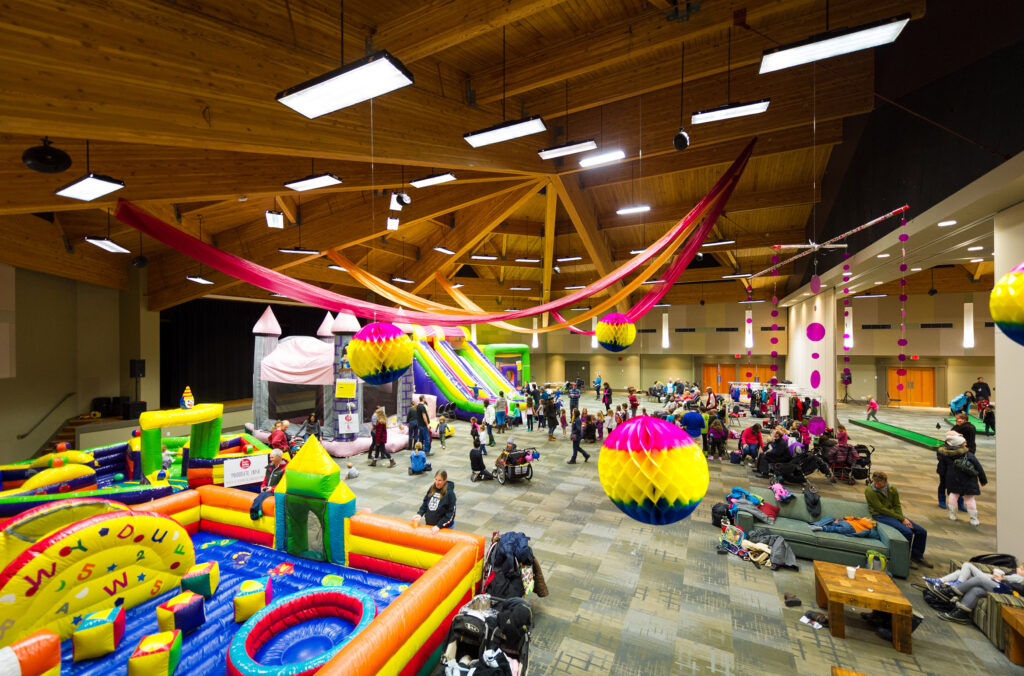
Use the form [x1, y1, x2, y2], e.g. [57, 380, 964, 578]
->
[699, 299, 705, 306]
[390, 192, 411, 211]
[673, 128, 690, 151]
[552, 266, 561, 274]
[265, 210, 285, 229]
[22, 137, 72, 173]
[130, 254, 149, 269]
[276, 50, 414, 119]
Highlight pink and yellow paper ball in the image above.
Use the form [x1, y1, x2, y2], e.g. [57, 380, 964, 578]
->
[346, 322, 414, 385]
[597, 415, 709, 525]
[595, 313, 637, 352]
[990, 262, 1024, 347]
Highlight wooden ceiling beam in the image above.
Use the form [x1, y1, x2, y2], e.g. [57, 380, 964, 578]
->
[373, 0, 572, 63]
[541, 185, 558, 327]
[407, 181, 545, 294]
[0, 0, 547, 175]
[610, 229, 806, 259]
[550, 175, 630, 314]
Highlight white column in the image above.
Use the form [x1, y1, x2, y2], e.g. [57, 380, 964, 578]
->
[994, 201, 1024, 554]
[787, 289, 836, 427]
[661, 312, 670, 349]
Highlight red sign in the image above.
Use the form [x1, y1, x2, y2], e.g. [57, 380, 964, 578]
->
[240, 458, 251, 469]
[910, 355, 919, 360]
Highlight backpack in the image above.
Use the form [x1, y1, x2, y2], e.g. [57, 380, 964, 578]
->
[970, 553, 1017, 569]
[485, 568, 525, 599]
[921, 588, 957, 613]
[711, 503, 731, 527]
[493, 597, 533, 653]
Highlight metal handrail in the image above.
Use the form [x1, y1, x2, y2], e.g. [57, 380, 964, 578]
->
[17, 392, 76, 440]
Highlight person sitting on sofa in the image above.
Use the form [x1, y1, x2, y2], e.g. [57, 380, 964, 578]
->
[934, 561, 1024, 623]
[865, 471, 933, 569]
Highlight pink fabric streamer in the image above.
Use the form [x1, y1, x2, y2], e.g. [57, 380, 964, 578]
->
[552, 166, 743, 333]
[114, 140, 754, 326]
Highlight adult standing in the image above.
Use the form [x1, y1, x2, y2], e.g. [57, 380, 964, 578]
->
[545, 398, 559, 441]
[568, 382, 581, 414]
[594, 372, 602, 400]
[602, 383, 613, 413]
[971, 377, 991, 403]
[865, 471, 933, 568]
[495, 391, 508, 434]
[483, 400, 497, 446]
[417, 395, 432, 455]
[411, 470, 456, 531]
[567, 409, 590, 464]
[936, 430, 987, 526]
[406, 401, 420, 450]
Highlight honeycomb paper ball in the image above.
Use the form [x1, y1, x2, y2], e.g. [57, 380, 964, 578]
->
[595, 312, 637, 352]
[990, 262, 1024, 347]
[346, 322, 413, 384]
[598, 416, 709, 525]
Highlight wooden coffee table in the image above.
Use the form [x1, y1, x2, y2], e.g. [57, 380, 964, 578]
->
[813, 560, 913, 654]
[1004, 605, 1024, 665]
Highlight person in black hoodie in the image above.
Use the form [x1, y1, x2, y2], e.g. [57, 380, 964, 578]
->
[413, 470, 456, 531]
[936, 430, 987, 526]
[756, 426, 793, 476]
[470, 441, 494, 482]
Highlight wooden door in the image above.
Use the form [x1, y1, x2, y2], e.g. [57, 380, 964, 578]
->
[887, 367, 907, 404]
[906, 367, 935, 406]
[702, 364, 722, 392]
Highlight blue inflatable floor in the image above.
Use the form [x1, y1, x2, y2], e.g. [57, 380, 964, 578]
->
[61, 532, 409, 675]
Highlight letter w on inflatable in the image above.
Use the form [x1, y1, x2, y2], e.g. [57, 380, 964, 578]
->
[0, 497, 195, 646]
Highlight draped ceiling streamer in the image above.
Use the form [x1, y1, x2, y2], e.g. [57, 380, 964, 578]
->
[114, 140, 754, 328]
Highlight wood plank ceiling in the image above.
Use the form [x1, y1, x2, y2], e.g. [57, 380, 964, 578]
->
[0, 0, 931, 317]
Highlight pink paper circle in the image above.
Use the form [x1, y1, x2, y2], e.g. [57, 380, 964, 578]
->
[771, 323, 778, 330]
[746, 318, 753, 324]
[899, 233, 909, 242]
[810, 370, 821, 388]
[843, 356, 850, 362]
[770, 377, 779, 385]
[897, 368, 907, 376]
[770, 337, 779, 345]
[808, 417, 826, 435]
[842, 368, 851, 375]
[897, 354, 907, 361]
[898, 338, 908, 346]
[772, 296, 778, 304]
[770, 350, 778, 357]
[899, 294, 908, 302]
[897, 383, 904, 391]
[746, 371, 753, 378]
[810, 275, 822, 294]
[844, 311, 849, 317]
[771, 310, 779, 318]
[843, 264, 850, 271]
[899, 264, 908, 272]
[770, 365, 778, 372]
[806, 323, 826, 341]
[812, 352, 819, 359]
[843, 288, 850, 294]
[771, 255, 780, 264]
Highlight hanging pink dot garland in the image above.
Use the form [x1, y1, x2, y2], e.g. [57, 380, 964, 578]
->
[769, 254, 780, 385]
[896, 217, 910, 392]
[841, 251, 853, 384]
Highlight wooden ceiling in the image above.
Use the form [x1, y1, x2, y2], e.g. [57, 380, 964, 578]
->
[0, 0, 932, 318]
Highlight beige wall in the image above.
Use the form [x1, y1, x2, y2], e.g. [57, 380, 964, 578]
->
[0, 269, 125, 462]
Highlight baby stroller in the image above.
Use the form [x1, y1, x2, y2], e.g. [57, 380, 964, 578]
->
[440, 594, 532, 676]
[494, 447, 534, 485]
[828, 443, 873, 485]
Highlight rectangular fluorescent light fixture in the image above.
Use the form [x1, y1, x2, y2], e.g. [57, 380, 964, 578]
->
[276, 50, 414, 119]
[570, 307, 590, 311]
[515, 258, 540, 263]
[471, 254, 497, 261]
[284, 173, 342, 191]
[854, 294, 887, 299]
[386, 216, 400, 231]
[653, 303, 671, 308]
[874, 281, 884, 285]
[509, 286, 532, 291]
[265, 210, 285, 229]
[186, 275, 214, 285]
[641, 280, 664, 285]
[579, 149, 626, 168]
[270, 292, 287, 298]
[702, 239, 736, 247]
[538, 139, 597, 160]
[970, 258, 984, 263]
[391, 277, 415, 284]
[630, 249, 646, 255]
[410, 172, 456, 188]
[503, 309, 520, 312]
[327, 264, 346, 271]
[279, 246, 319, 255]
[691, 100, 770, 125]
[759, 16, 910, 74]
[556, 256, 582, 262]
[434, 246, 456, 255]
[55, 173, 125, 201]
[722, 272, 751, 279]
[738, 299, 766, 304]
[911, 267, 922, 271]
[967, 246, 983, 252]
[464, 116, 546, 148]
[564, 285, 586, 290]
[876, 253, 890, 258]
[450, 283, 464, 289]
[616, 205, 651, 216]
[938, 220, 957, 227]
[84, 236, 131, 254]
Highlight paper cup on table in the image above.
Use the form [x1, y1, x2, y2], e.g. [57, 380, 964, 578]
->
[846, 566, 857, 579]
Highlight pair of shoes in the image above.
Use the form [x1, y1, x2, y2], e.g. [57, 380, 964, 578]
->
[804, 611, 828, 626]
[925, 581, 955, 599]
[938, 609, 970, 624]
[922, 576, 944, 586]
[566, 459, 576, 464]
[368, 460, 377, 467]
[911, 557, 933, 569]
[783, 593, 801, 607]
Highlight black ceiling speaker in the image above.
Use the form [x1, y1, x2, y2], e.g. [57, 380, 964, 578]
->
[673, 128, 690, 151]
[22, 137, 72, 173]
[130, 255, 148, 269]
[928, 287, 938, 296]
[673, 42, 690, 151]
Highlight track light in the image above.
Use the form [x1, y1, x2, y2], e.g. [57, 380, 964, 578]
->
[390, 192, 411, 210]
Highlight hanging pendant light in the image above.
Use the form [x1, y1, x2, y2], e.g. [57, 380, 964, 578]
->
[56, 140, 125, 201]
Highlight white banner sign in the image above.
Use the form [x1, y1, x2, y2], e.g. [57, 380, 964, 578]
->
[223, 453, 269, 488]
[338, 412, 360, 435]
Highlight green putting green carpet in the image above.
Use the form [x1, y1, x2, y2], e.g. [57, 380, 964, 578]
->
[848, 418, 944, 449]
[943, 415, 993, 435]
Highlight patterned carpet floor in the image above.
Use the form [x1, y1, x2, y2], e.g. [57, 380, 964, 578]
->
[345, 399, 1020, 675]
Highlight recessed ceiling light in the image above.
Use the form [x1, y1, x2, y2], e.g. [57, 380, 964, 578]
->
[616, 205, 651, 216]
[409, 172, 456, 188]
[876, 253, 890, 258]
[538, 139, 597, 160]
[967, 246, 983, 252]
[938, 220, 957, 227]
[579, 149, 625, 168]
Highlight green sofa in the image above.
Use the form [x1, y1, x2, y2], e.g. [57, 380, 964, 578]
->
[733, 489, 911, 578]
[948, 559, 1024, 651]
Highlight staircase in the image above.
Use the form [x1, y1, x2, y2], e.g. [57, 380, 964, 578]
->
[35, 415, 114, 457]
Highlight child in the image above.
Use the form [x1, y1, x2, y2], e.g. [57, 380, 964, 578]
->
[866, 397, 879, 421]
[836, 423, 849, 445]
[470, 416, 484, 454]
[369, 407, 394, 467]
[614, 405, 624, 427]
[469, 439, 493, 481]
[410, 441, 431, 474]
[560, 407, 568, 439]
[596, 410, 605, 440]
[708, 417, 728, 461]
[436, 416, 449, 450]
[983, 404, 995, 435]
[628, 389, 639, 418]
[344, 462, 359, 479]
[526, 397, 535, 432]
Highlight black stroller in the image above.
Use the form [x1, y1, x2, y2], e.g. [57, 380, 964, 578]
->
[440, 594, 532, 676]
[494, 447, 534, 485]
[828, 443, 874, 485]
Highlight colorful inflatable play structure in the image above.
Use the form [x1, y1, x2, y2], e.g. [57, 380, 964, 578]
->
[0, 395, 272, 518]
[246, 306, 528, 458]
[0, 436, 485, 675]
